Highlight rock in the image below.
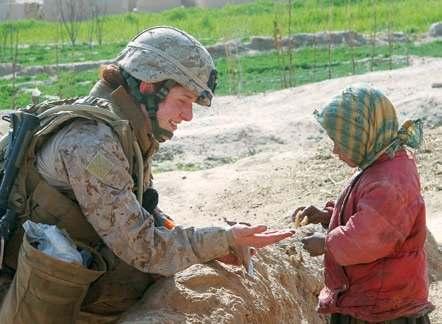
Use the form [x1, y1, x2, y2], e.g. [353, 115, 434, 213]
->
[390, 32, 409, 43]
[284, 33, 316, 47]
[209, 31, 369, 57]
[429, 22, 442, 37]
[248, 36, 275, 51]
[1, 60, 114, 78]
[344, 31, 367, 46]
[207, 40, 244, 58]
[37, 59, 112, 76]
[279, 31, 366, 49]
[378, 32, 409, 44]
[0, 63, 22, 77]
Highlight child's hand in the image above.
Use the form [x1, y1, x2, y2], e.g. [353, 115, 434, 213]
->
[292, 205, 331, 227]
[301, 232, 326, 256]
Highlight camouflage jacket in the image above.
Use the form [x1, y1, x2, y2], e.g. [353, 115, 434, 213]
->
[34, 81, 232, 276]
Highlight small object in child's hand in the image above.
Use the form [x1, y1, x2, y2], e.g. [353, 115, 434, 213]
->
[293, 209, 309, 228]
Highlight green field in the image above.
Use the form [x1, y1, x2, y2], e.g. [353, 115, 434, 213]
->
[1, 40, 441, 109]
[0, 0, 440, 46]
[0, 43, 124, 66]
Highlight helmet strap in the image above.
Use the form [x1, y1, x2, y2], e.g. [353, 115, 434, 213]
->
[144, 84, 174, 142]
[122, 70, 175, 142]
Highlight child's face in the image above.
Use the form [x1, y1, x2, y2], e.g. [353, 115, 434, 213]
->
[332, 142, 357, 168]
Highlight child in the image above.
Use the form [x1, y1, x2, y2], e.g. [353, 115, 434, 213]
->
[296, 84, 434, 323]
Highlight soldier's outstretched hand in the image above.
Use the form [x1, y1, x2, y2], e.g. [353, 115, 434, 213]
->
[292, 205, 331, 228]
[229, 224, 294, 249]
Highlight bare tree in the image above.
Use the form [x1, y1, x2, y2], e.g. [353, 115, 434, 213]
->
[347, 0, 356, 75]
[0, 27, 6, 62]
[405, 29, 413, 67]
[287, 0, 294, 87]
[125, 11, 140, 36]
[87, 13, 95, 47]
[89, 0, 107, 46]
[56, 0, 87, 46]
[370, 0, 377, 72]
[387, 20, 392, 70]
[327, 0, 334, 79]
[312, 35, 318, 82]
[224, 41, 242, 95]
[387, 0, 395, 70]
[273, 20, 287, 88]
[0, 24, 20, 108]
[55, 18, 62, 98]
[11, 27, 19, 110]
[0, 23, 14, 63]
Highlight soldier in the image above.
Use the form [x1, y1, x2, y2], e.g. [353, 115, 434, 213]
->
[0, 27, 294, 323]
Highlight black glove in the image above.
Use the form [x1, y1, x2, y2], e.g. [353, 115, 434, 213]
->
[142, 187, 159, 214]
[142, 188, 175, 228]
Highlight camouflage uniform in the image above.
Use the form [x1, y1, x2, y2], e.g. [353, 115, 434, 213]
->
[36, 94, 231, 277]
[0, 27, 230, 323]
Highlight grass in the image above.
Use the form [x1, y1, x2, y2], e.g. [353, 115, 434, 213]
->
[0, 70, 98, 108]
[407, 40, 442, 57]
[0, 0, 440, 47]
[2, 40, 441, 109]
[0, 0, 440, 67]
[215, 40, 442, 94]
[0, 43, 125, 66]
[0, 0, 441, 109]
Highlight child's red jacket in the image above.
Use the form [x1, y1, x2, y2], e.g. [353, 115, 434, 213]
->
[318, 150, 434, 322]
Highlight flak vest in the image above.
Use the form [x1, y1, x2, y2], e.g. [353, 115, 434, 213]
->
[3, 85, 159, 317]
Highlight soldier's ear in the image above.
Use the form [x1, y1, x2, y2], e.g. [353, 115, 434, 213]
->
[139, 81, 155, 94]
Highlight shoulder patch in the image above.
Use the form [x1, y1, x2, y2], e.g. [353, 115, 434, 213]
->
[86, 152, 113, 181]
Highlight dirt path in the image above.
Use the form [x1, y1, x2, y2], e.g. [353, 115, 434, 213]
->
[156, 56, 442, 242]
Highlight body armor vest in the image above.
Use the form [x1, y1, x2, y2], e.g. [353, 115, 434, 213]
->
[3, 87, 159, 317]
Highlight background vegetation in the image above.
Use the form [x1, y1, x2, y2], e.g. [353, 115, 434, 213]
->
[1, 0, 440, 45]
[0, 0, 441, 109]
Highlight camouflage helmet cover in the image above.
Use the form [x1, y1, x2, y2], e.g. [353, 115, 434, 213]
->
[116, 26, 217, 106]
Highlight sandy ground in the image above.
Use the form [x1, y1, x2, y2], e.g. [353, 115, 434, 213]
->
[155, 56, 442, 241]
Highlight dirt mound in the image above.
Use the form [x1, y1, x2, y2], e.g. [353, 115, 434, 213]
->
[157, 57, 442, 172]
[117, 228, 441, 324]
[119, 230, 326, 324]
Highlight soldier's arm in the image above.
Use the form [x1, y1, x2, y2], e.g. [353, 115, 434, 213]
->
[54, 120, 232, 276]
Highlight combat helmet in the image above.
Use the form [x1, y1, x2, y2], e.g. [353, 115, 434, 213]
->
[115, 26, 217, 141]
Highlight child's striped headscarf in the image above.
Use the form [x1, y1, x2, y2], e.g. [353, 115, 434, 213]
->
[314, 84, 423, 169]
